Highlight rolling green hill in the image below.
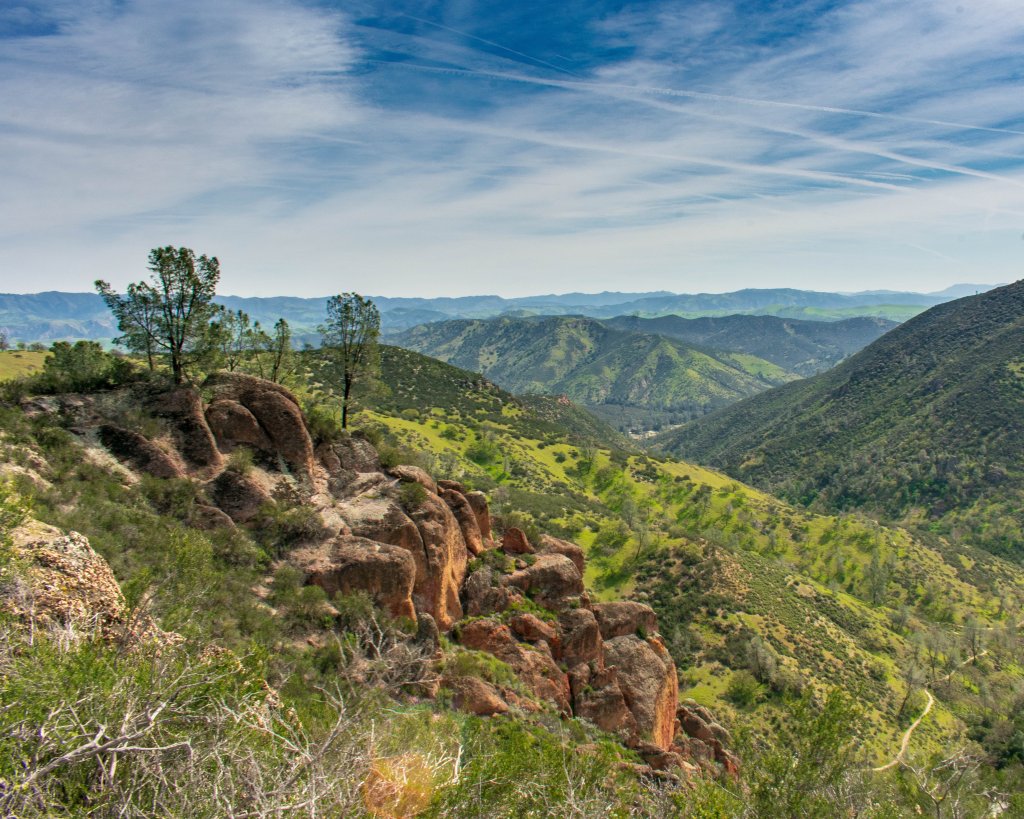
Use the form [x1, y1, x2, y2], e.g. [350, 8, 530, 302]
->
[603, 314, 896, 376]
[392, 316, 796, 433]
[655, 279, 1024, 561]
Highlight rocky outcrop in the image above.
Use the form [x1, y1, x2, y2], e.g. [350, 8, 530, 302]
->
[536, 534, 585, 576]
[404, 494, 468, 631]
[293, 534, 416, 622]
[592, 601, 658, 641]
[505, 553, 584, 610]
[205, 399, 272, 452]
[210, 469, 273, 524]
[457, 618, 571, 715]
[4, 519, 169, 645]
[438, 486, 484, 557]
[98, 424, 183, 480]
[500, 527, 533, 555]
[389, 465, 437, 496]
[153, 387, 222, 469]
[204, 372, 315, 478]
[603, 635, 679, 751]
[464, 490, 493, 546]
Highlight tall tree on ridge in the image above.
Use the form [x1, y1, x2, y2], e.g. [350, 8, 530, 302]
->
[319, 293, 380, 429]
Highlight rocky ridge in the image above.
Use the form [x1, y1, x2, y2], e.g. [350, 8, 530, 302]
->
[19, 373, 736, 777]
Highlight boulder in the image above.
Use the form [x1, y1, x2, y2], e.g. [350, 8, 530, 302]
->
[294, 534, 416, 622]
[603, 635, 679, 751]
[189, 503, 236, 530]
[204, 373, 314, 477]
[536, 534, 585, 576]
[239, 389, 315, 477]
[330, 436, 382, 473]
[437, 479, 466, 494]
[461, 567, 517, 617]
[210, 469, 273, 524]
[404, 493, 469, 631]
[678, 707, 716, 745]
[569, 662, 636, 737]
[456, 618, 570, 714]
[152, 387, 221, 469]
[439, 486, 484, 556]
[501, 527, 533, 555]
[505, 553, 583, 610]
[464, 491, 493, 546]
[508, 613, 558, 648]
[556, 608, 603, 666]
[205, 399, 272, 452]
[444, 675, 508, 716]
[5, 520, 165, 644]
[592, 601, 659, 641]
[98, 424, 183, 479]
[389, 465, 438, 496]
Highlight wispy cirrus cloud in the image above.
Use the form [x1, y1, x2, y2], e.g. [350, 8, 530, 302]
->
[0, 0, 1022, 295]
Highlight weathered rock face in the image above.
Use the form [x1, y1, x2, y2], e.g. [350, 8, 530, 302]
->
[405, 494, 468, 630]
[536, 534, 585, 576]
[4, 520, 168, 645]
[443, 675, 508, 716]
[438, 486, 484, 557]
[464, 491, 492, 546]
[505, 553, 584, 611]
[592, 601, 659, 641]
[389, 465, 438, 496]
[206, 399, 272, 452]
[98, 424, 183, 480]
[501, 527, 533, 555]
[210, 469, 273, 524]
[293, 534, 416, 622]
[457, 618, 570, 715]
[556, 608, 603, 667]
[603, 635, 679, 751]
[568, 663, 636, 736]
[152, 387, 222, 469]
[204, 372, 315, 478]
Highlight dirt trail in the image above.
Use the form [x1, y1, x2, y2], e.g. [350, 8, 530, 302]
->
[872, 650, 988, 773]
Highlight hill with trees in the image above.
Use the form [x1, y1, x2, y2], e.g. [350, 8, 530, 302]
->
[392, 315, 797, 433]
[656, 279, 1024, 561]
[603, 314, 895, 376]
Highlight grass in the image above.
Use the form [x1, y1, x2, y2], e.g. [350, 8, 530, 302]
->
[0, 350, 48, 380]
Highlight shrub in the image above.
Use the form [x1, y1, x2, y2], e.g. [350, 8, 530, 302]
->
[726, 670, 761, 708]
[398, 480, 428, 512]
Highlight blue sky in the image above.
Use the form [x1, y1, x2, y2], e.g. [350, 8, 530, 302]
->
[1, 0, 1023, 297]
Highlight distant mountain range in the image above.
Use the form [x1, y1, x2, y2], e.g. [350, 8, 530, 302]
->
[0, 284, 1000, 341]
[656, 279, 1024, 560]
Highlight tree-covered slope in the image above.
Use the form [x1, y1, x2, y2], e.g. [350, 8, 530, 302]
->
[392, 316, 795, 432]
[604, 314, 896, 376]
[656, 279, 1024, 560]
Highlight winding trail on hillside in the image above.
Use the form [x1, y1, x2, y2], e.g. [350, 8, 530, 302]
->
[872, 649, 989, 773]
[872, 690, 934, 772]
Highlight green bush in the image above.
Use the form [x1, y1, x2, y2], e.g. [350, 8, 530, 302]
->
[725, 670, 761, 708]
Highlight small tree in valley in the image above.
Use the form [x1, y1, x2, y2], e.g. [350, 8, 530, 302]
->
[319, 293, 380, 429]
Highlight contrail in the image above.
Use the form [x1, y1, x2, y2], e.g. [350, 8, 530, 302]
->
[397, 14, 582, 78]
[373, 59, 1024, 139]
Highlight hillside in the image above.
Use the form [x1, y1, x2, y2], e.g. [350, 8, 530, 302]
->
[391, 316, 796, 433]
[656, 279, 1024, 561]
[603, 314, 896, 376]
[318, 350, 1024, 778]
[2, 341, 1024, 813]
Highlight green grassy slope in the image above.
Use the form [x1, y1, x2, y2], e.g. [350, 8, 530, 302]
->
[655, 279, 1024, 561]
[0, 351, 48, 380]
